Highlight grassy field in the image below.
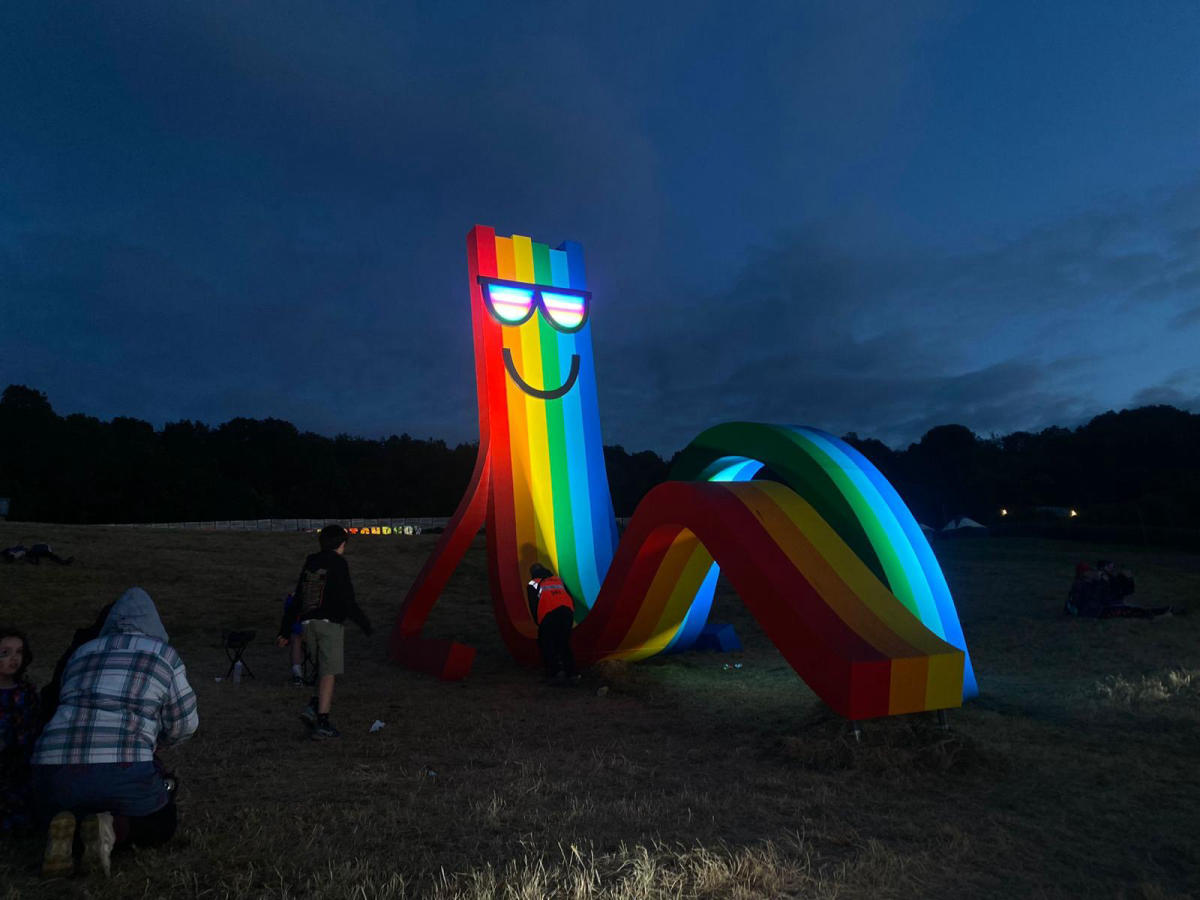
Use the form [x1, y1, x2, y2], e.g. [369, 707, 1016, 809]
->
[1, 523, 1198, 899]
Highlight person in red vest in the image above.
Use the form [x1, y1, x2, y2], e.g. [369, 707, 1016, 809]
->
[527, 564, 577, 683]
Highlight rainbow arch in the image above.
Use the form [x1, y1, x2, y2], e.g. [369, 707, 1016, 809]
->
[572, 479, 965, 718]
[573, 423, 977, 709]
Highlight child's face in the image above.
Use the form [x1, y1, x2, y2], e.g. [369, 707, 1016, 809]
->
[0, 636, 24, 681]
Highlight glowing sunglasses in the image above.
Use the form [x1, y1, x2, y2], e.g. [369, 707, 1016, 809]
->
[478, 276, 591, 333]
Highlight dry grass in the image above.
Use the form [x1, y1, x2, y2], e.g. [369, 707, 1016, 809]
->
[1, 526, 1198, 898]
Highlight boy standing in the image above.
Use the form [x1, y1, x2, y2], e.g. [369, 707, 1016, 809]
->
[277, 525, 372, 739]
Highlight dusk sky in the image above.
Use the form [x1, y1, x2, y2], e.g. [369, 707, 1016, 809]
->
[3, 2, 1198, 455]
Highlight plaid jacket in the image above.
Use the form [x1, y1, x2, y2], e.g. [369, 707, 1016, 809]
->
[31, 633, 198, 765]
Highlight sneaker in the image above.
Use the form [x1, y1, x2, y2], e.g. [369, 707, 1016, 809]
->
[300, 699, 318, 726]
[79, 812, 115, 878]
[41, 811, 76, 879]
[311, 718, 341, 740]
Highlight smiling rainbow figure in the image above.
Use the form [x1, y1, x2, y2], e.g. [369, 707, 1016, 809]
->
[390, 225, 977, 720]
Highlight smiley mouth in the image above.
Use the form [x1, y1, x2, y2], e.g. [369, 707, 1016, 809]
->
[502, 348, 580, 400]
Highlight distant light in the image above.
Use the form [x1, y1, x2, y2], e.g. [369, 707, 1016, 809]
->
[999, 508, 1008, 516]
[1069, 509, 1078, 518]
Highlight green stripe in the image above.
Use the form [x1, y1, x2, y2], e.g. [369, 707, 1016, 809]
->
[671, 423, 886, 585]
[789, 432, 920, 617]
[538, 317, 581, 607]
[532, 242, 553, 285]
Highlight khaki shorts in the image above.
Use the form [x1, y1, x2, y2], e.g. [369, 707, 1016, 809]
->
[302, 619, 345, 676]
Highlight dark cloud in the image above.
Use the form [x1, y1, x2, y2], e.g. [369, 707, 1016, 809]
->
[1171, 305, 1200, 330]
[1130, 367, 1200, 412]
[600, 178, 1200, 451]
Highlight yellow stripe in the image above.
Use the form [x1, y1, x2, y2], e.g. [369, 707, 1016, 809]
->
[737, 482, 932, 659]
[765, 485, 954, 656]
[512, 234, 535, 283]
[612, 531, 698, 659]
[925, 650, 965, 710]
[654, 541, 719, 647]
[513, 324, 554, 566]
[495, 234, 557, 574]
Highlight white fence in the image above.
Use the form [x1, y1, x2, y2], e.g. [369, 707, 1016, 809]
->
[104, 517, 450, 535]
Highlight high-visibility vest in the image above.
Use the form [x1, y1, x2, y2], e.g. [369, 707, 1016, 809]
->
[529, 575, 573, 624]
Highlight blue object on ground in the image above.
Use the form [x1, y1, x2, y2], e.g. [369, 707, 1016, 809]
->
[693, 622, 742, 652]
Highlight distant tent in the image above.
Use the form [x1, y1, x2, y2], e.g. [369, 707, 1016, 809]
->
[941, 516, 988, 537]
[1033, 506, 1074, 519]
[919, 522, 937, 537]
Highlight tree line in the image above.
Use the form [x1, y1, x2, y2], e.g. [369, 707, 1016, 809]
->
[841, 406, 1200, 544]
[2, 384, 1198, 545]
[0, 385, 665, 524]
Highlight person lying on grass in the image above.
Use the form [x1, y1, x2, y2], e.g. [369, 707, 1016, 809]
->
[31, 588, 198, 879]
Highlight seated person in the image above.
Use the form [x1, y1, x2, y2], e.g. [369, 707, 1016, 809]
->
[1066, 563, 1106, 616]
[0, 627, 40, 834]
[31, 588, 197, 878]
[1096, 560, 1135, 601]
[1066, 561, 1170, 619]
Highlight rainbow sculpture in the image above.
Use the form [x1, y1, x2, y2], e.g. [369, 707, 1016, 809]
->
[389, 226, 977, 720]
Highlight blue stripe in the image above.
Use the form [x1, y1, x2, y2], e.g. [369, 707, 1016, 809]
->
[805, 427, 978, 697]
[560, 327, 600, 607]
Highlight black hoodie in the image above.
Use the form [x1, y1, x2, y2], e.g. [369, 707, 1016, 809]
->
[279, 550, 372, 637]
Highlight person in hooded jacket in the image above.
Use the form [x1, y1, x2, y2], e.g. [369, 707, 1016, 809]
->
[30, 588, 198, 879]
[526, 564, 577, 683]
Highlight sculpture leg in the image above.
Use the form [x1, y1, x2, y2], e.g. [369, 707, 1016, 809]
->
[388, 445, 490, 679]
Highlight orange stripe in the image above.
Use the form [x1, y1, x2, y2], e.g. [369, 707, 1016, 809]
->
[887, 656, 930, 714]
[495, 237, 515, 280]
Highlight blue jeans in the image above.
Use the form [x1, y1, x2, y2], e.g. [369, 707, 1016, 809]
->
[31, 761, 169, 821]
